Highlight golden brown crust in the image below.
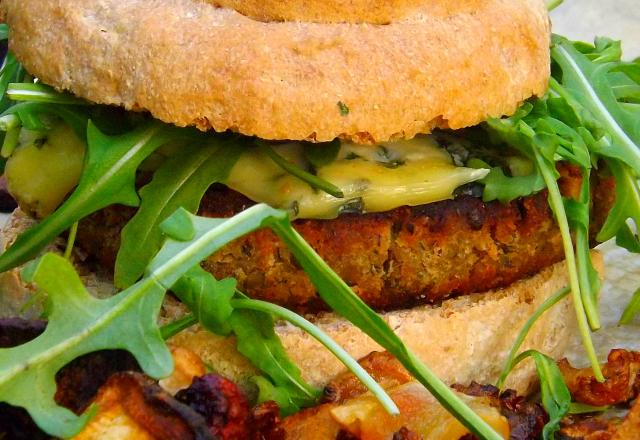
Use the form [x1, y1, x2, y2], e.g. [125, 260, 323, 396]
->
[210, 0, 490, 24]
[4, 0, 549, 143]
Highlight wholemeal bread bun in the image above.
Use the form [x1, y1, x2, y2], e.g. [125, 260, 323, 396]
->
[4, 0, 549, 143]
[0, 209, 598, 397]
[209, 0, 496, 24]
[168, 254, 593, 396]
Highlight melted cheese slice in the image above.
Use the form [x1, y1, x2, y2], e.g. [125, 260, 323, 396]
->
[225, 137, 489, 219]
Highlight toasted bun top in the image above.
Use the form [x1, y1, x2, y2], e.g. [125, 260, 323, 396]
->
[209, 0, 492, 24]
[4, 0, 549, 143]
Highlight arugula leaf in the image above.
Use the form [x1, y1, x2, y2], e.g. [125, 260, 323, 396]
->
[171, 263, 320, 413]
[158, 214, 321, 412]
[0, 121, 189, 272]
[252, 376, 302, 415]
[160, 314, 198, 340]
[0, 24, 9, 40]
[565, 174, 601, 329]
[230, 297, 402, 416]
[511, 350, 571, 440]
[596, 158, 640, 242]
[165, 218, 400, 415]
[534, 141, 602, 378]
[546, 0, 563, 11]
[568, 403, 609, 414]
[619, 287, 640, 325]
[0, 115, 20, 157]
[468, 158, 545, 203]
[487, 111, 604, 380]
[169, 261, 400, 416]
[497, 286, 570, 389]
[304, 139, 341, 170]
[0, 52, 21, 113]
[616, 223, 640, 253]
[151, 206, 503, 440]
[551, 36, 640, 175]
[2, 102, 90, 139]
[171, 266, 236, 336]
[115, 138, 244, 288]
[230, 308, 319, 411]
[0, 253, 173, 438]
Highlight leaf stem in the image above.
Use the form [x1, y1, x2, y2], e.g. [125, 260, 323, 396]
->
[7, 83, 88, 106]
[403, 351, 503, 440]
[160, 314, 198, 340]
[575, 220, 601, 330]
[568, 402, 609, 414]
[497, 286, 570, 389]
[259, 142, 345, 199]
[619, 287, 640, 325]
[0, 114, 20, 131]
[1, 123, 20, 158]
[63, 222, 79, 260]
[533, 148, 604, 381]
[546, 0, 564, 11]
[230, 297, 400, 416]
[268, 218, 503, 440]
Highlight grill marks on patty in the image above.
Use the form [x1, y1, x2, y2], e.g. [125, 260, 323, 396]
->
[76, 165, 614, 313]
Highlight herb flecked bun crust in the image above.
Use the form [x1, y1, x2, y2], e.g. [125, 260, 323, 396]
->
[3, 0, 549, 143]
[0, 210, 601, 397]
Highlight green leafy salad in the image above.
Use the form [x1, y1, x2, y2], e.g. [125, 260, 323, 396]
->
[0, 6, 639, 440]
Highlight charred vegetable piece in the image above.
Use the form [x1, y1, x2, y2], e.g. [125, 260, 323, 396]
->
[5, 123, 85, 217]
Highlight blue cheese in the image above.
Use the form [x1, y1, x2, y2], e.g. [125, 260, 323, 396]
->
[225, 137, 489, 219]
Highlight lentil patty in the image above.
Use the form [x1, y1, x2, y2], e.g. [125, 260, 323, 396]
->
[76, 165, 614, 313]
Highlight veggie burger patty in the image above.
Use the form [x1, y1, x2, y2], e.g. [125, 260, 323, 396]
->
[76, 164, 614, 313]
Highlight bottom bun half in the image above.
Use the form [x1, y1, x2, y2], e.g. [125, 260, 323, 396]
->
[0, 209, 599, 397]
[168, 253, 597, 396]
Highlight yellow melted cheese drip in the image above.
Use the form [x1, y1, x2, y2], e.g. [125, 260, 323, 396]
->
[225, 137, 489, 219]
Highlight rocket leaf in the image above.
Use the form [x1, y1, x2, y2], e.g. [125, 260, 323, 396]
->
[510, 350, 571, 440]
[171, 265, 236, 336]
[0, 253, 173, 438]
[170, 265, 317, 408]
[468, 158, 545, 203]
[619, 287, 640, 325]
[115, 138, 244, 288]
[170, 264, 399, 417]
[551, 36, 640, 175]
[2, 101, 89, 139]
[152, 206, 503, 440]
[596, 158, 640, 242]
[486, 35, 640, 381]
[487, 107, 604, 379]
[497, 286, 570, 390]
[0, 52, 21, 113]
[0, 120, 191, 272]
[229, 308, 319, 413]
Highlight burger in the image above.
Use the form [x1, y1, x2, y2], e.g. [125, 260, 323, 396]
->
[0, 0, 637, 438]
